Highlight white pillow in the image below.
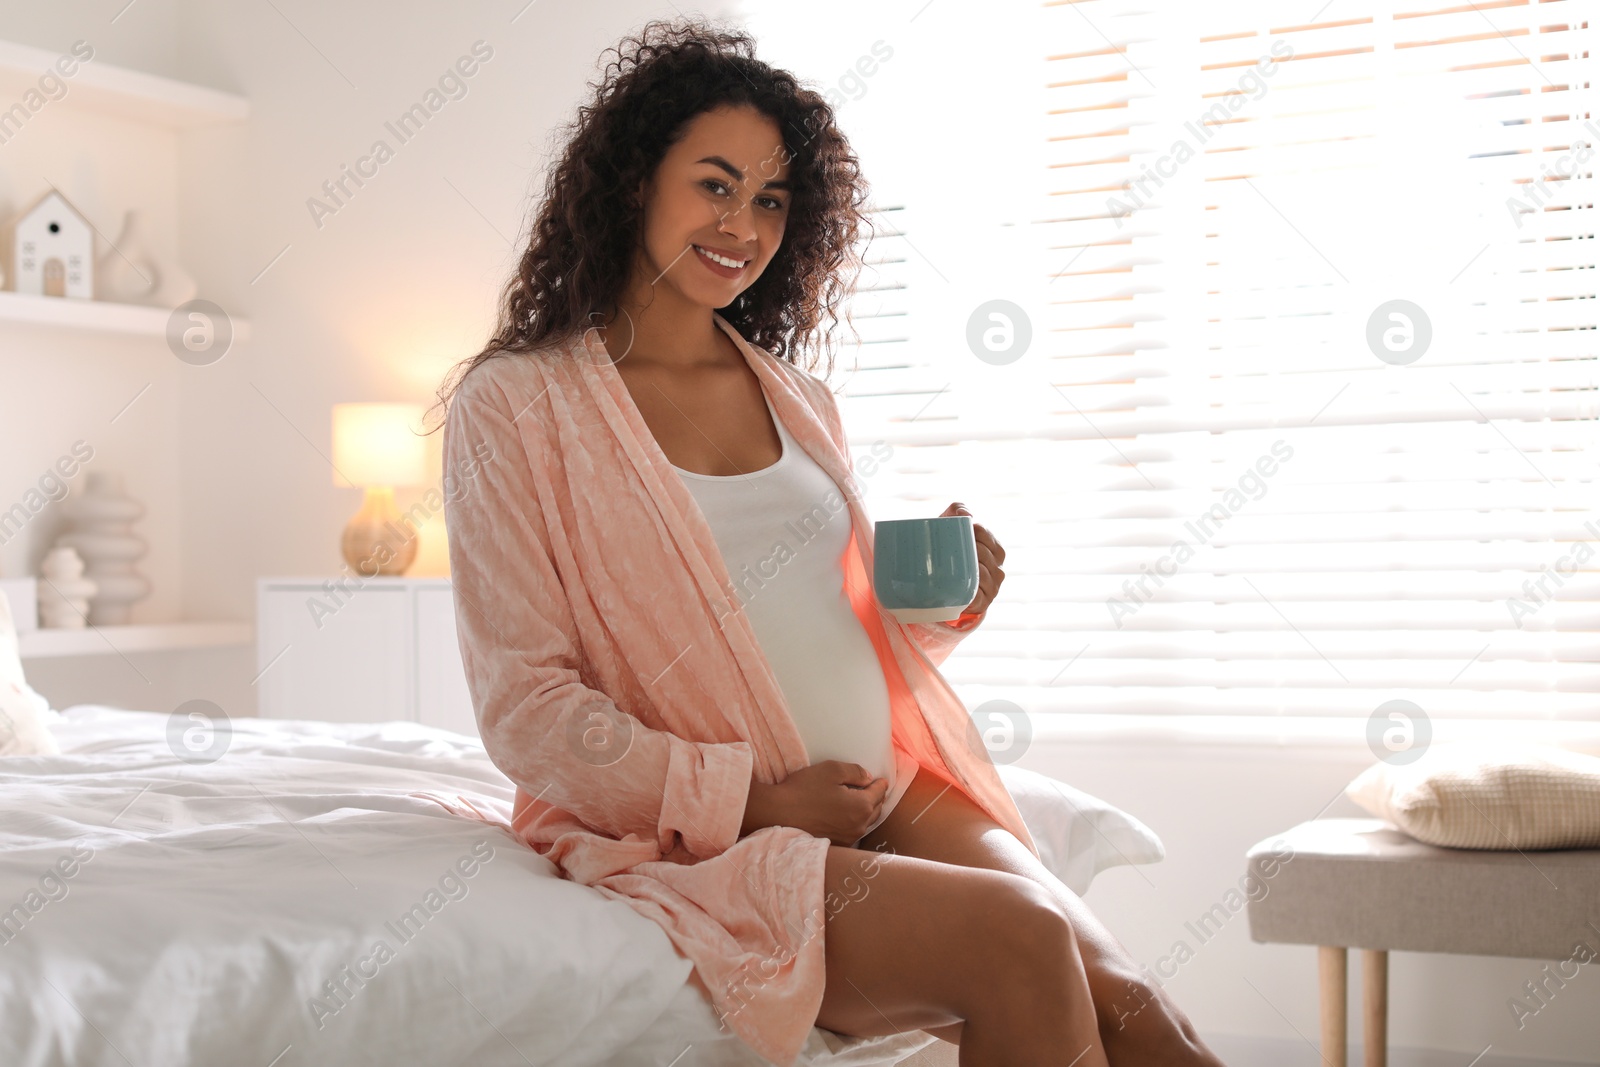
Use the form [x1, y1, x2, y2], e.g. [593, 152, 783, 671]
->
[996, 763, 1165, 895]
[0, 589, 58, 757]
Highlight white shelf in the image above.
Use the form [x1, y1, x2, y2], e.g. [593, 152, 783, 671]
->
[18, 622, 253, 659]
[0, 291, 251, 340]
[0, 38, 248, 129]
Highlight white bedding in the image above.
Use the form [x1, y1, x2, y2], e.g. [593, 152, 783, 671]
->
[0, 706, 938, 1067]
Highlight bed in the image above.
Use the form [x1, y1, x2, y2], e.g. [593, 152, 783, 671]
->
[0, 701, 1164, 1067]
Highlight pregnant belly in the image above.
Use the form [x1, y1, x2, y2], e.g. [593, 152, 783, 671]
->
[766, 613, 896, 777]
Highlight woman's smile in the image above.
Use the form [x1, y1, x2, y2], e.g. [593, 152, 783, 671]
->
[693, 243, 752, 277]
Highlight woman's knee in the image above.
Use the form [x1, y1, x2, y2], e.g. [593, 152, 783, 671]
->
[983, 873, 1086, 985]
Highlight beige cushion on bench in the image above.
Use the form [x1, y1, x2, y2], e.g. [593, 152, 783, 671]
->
[1344, 742, 1600, 850]
[1246, 818, 1600, 959]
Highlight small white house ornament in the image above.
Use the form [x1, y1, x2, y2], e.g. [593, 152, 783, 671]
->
[11, 190, 94, 299]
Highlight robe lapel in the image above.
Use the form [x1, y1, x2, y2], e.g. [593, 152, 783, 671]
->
[573, 321, 808, 783]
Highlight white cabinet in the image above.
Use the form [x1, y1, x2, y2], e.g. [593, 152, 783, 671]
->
[256, 577, 477, 737]
[414, 585, 475, 736]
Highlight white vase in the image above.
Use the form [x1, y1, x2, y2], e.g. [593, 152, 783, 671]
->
[55, 472, 150, 626]
[96, 209, 160, 304]
[145, 256, 197, 308]
[38, 546, 98, 630]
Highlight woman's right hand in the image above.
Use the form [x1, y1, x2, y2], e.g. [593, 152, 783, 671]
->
[742, 761, 888, 847]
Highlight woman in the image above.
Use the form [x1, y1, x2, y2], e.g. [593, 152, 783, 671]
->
[430, 17, 1228, 1067]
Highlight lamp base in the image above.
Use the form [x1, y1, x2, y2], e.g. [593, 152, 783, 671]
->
[341, 486, 418, 576]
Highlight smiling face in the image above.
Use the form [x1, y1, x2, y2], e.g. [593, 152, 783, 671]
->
[631, 103, 793, 311]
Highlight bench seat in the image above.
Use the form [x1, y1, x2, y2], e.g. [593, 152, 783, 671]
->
[1245, 817, 1600, 1065]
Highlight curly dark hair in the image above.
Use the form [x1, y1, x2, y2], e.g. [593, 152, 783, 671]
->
[424, 15, 875, 434]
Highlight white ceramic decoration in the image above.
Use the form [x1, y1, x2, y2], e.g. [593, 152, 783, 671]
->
[37, 547, 98, 630]
[96, 208, 160, 304]
[11, 189, 94, 299]
[54, 472, 150, 625]
[145, 255, 197, 308]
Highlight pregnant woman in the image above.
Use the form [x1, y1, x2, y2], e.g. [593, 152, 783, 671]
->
[431, 17, 1227, 1067]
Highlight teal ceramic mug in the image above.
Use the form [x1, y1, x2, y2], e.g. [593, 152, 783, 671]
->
[873, 516, 980, 623]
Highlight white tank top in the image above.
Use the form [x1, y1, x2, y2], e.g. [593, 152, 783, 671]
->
[672, 389, 918, 840]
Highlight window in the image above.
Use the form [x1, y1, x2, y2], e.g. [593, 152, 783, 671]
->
[740, 0, 1598, 725]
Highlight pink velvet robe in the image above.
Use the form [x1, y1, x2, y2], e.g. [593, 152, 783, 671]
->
[441, 310, 1039, 1066]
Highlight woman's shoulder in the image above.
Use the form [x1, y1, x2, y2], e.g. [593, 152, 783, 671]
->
[728, 321, 840, 409]
[737, 341, 844, 456]
[450, 331, 587, 414]
[782, 359, 841, 407]
[756, 344, 844, 423]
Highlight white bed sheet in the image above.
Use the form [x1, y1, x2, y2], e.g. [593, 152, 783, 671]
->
[0, 706, 937, 1067]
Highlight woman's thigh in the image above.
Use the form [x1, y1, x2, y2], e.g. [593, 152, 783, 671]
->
[811, 842, 1078, 1040]
[856, 762, 1029, 872]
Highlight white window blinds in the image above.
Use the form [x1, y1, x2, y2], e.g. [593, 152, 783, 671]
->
[744, 0, 1598, 722]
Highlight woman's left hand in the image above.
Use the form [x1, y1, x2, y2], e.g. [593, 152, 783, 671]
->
[940, 502, 1005, 616]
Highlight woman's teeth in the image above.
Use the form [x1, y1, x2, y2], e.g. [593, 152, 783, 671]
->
[695, 245, 747, 269]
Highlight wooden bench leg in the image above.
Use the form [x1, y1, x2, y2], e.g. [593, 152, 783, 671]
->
[1363, 949, 1388, 1067]
[1319, 945, 1347, 1067]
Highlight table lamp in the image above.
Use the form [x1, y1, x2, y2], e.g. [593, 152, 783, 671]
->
[332, 402, 426, 576]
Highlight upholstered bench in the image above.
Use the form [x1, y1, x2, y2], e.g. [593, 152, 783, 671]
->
[1245, 817, 1600, 1066]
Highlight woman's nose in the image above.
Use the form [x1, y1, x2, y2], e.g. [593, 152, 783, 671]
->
[716, 195, 757, 243]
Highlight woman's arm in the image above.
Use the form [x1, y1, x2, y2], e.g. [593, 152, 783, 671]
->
[740, 776, 776, 837]
[443, 369, 753, 860]
[808, 379, 988, 669]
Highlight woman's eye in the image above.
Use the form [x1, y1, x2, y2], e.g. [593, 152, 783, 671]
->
[703, 180, 785, 211]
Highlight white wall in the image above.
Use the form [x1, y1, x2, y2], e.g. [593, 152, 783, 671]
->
[1, 1, 1595, 1062]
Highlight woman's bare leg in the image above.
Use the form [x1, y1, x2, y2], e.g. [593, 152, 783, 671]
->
[815, 844, 1110, 1067]
[855, 765, 1230, 1066]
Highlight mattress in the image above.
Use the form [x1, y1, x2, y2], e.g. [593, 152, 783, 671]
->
[0, 706, 938, 1067]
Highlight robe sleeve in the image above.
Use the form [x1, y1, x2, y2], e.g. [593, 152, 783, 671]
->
[442, 366, 753, 861]
[808, 376, 987, 670]
[906, 606, 987, 669]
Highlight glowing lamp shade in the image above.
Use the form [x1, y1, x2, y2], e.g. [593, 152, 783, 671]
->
[333, 403, 426, 488]
[331, 403, 426, 576]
